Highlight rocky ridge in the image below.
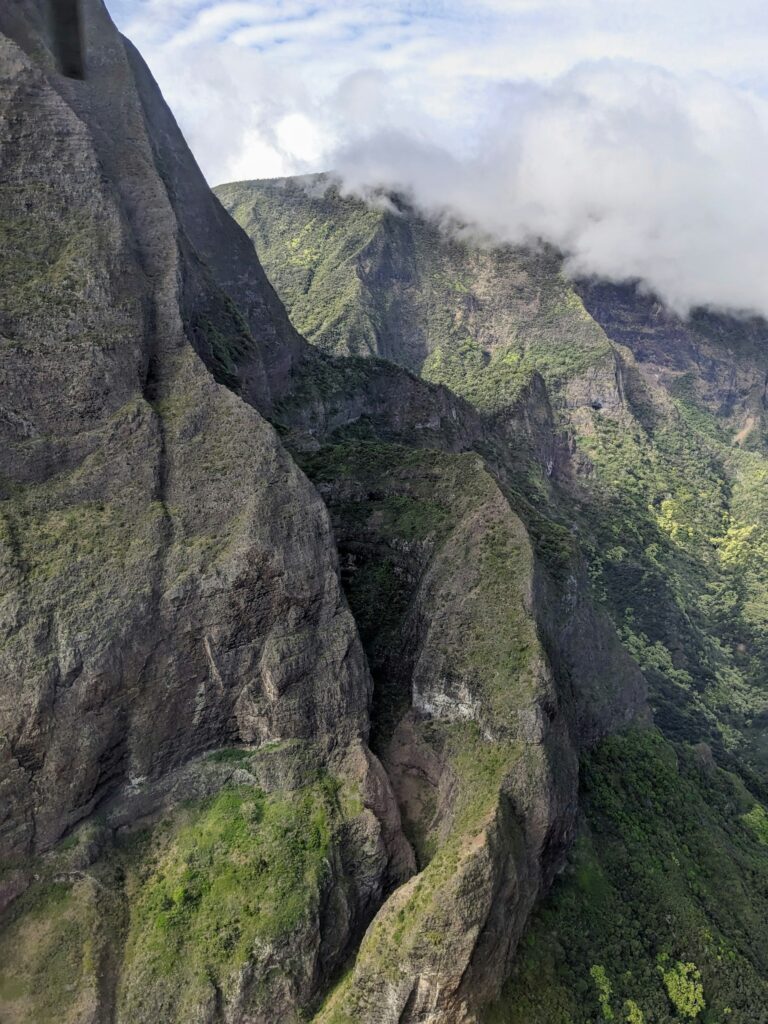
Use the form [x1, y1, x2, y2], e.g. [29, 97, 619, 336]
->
[0, 4, 722, 1023]
[0, 3, 409, 1020]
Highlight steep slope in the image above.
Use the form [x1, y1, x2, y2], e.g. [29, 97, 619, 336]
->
[487, 729, 768, 1023]
[293, 439, 646, 1022]
[301, 444, 579, 1021]
[0, 4, 641, 1023]
[0, 4, 411, 1020]
[0, 0, 371, 859]
[4, 7, 760, 1021]
[219, 174, 768, 1020]
[215, 175, 613, 397]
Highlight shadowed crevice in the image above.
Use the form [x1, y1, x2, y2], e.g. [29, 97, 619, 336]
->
[48, 0, 85, 78]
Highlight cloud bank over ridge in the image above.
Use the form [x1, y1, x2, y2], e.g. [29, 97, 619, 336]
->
[331, 63, 768, 319]
[108, 0, 768, 319]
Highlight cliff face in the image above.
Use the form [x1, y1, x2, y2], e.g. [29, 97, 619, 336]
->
[0, 6, 651, 1021]
[4, 4, 763, 1022]
[297, 445, 580, 1022]
[0, 4, 414, 1020]
[0, 0, 374, 857]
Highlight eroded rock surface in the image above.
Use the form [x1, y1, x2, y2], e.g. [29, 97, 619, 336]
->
[0, 3, 410, 1019]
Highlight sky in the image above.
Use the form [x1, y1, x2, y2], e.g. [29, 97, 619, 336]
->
[107, 0, 768, 318]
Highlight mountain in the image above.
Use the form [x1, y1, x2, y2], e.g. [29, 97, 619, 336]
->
[216, 176, 768, 1021]
[0, 4, 766, 1023]
[217, 175, 768, 774]
[0, 3, 606, 1021]
[0, 4, 411, 1020]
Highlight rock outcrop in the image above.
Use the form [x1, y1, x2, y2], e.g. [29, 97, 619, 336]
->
[293, 443, 644, 1023]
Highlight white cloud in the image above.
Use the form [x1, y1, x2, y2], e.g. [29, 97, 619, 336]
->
[332, 63, 768, 317]
[105, 0, 768, 318]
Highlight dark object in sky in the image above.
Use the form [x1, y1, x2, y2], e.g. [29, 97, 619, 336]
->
[48, 0, 85, 78]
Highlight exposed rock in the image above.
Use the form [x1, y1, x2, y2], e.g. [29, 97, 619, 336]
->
[0, 6, 673, 1024]
[0, 0, 376, 855]
[299, 444, 644, 1022]
[0, 4, 413, 1019]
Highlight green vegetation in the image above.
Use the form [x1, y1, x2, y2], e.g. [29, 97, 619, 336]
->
[215, 177, 385, 359]
[659, 958, 705, 1019]
[576, 385, 768, 782]
[217, 176, 768, 1024]
[590, 965, 615, 1021]
[0, 880, 104, 1024]
[741, 803, 768, 845]
[422, 339, 533, 412]
[205, 747, 254, 764]
[624, 999, 645, 1024]
[0, 742, 364, 1024]
[486, 729, 768, 1023]
[118, 782, 336, 1020]
[320, 721, 523, 1022]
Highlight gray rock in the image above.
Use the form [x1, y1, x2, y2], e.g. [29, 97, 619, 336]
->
[0, 0, 381, 860]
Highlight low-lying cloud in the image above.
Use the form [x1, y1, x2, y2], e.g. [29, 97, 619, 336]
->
[109, 0, 768, 319]
[331, 63, 768, 319]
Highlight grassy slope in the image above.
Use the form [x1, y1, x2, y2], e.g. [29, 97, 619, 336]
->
[118, 781, 334, 1021]
[0, 753, 362, 1024]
